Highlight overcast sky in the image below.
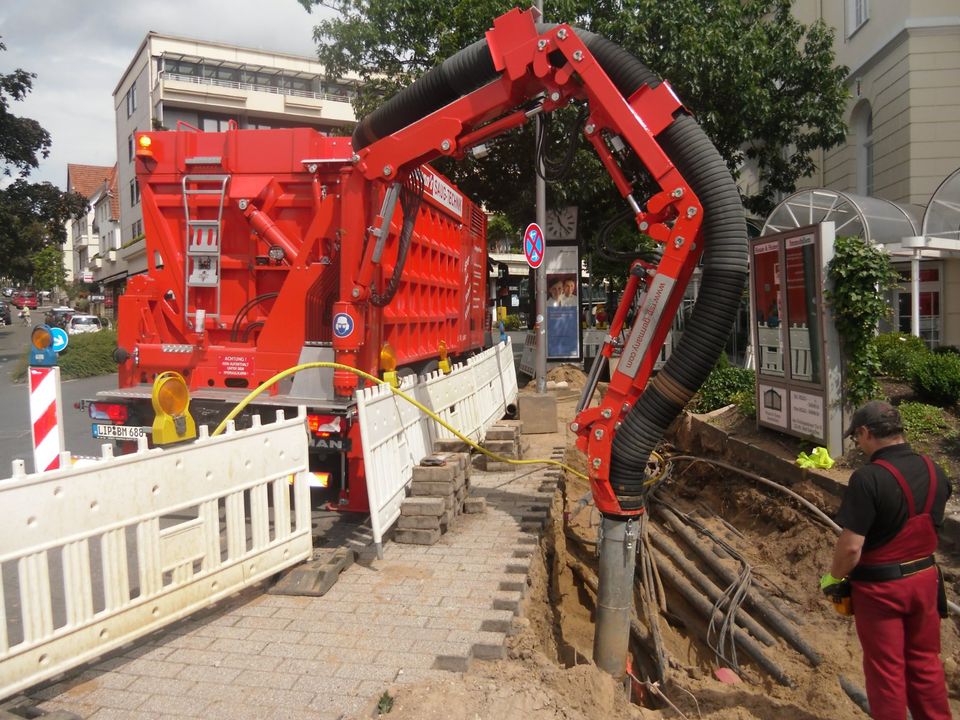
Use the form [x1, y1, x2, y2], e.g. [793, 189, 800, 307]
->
[1, 0, 331, 188]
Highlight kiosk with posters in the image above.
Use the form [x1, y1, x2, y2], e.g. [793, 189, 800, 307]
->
[751, 222, 844, 456]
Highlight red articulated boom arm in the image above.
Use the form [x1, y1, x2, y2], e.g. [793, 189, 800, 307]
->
[349, 8, 748, 518]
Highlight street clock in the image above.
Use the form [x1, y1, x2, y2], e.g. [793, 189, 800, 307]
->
[545, 206, 578, 241]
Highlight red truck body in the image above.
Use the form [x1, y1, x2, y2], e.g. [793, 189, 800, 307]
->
[119, 128, 486, 391]
[98, 127, 488, 510]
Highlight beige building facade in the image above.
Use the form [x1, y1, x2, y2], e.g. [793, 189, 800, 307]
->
[782, 2, 960, 347]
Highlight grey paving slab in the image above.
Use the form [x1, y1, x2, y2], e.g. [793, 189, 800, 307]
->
[25, 447, 563, 720]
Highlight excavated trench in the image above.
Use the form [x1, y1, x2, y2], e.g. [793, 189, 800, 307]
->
[524, 433, 960, 719]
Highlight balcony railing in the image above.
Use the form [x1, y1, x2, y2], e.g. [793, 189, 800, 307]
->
[159, 71, 353, 103]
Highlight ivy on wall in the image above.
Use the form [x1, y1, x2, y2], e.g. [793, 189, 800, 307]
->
[824, 236, 899, 408]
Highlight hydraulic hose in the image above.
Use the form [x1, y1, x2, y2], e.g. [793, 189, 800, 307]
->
[351, 25, 748, 513]
[210, 358, 587, 481]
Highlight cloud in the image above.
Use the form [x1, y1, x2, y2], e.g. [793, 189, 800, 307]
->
[0, 0, 328, 188]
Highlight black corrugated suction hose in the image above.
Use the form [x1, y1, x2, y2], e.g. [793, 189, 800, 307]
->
[352, 23, 748, 515]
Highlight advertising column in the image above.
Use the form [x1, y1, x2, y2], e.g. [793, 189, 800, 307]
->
[751, 222, 843, 456]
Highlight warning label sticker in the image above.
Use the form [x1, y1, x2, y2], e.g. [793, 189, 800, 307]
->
[220, 355, 253, 377]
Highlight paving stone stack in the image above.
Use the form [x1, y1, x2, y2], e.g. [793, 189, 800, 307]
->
[475, 422, 526, 472]
[395, 452, 471, 545]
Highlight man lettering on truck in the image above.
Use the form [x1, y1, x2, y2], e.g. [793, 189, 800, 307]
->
[820, 400, 952, 719]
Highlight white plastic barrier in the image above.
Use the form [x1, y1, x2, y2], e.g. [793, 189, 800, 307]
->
[518, 330, 536, 377]
[0, 411, 312, 700]
[355, 375, 431, 556]
[420, 360, 483, 444]
[497, 337, 519, 409]
[470, 346, 506, 432]
[357, 340, 518, 551]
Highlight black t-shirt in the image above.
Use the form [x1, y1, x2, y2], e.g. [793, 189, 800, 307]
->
[836, 443, 952, 549]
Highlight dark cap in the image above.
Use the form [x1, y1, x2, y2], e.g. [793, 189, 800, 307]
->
[845, 400, 902, 438]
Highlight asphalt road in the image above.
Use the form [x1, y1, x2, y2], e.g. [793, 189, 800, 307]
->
[0, 318, 118, 477]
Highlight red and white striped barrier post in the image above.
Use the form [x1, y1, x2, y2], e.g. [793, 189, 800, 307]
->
[29, 365, 65, 472]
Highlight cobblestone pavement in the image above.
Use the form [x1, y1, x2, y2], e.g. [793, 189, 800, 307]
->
[25, 451, 563, 720]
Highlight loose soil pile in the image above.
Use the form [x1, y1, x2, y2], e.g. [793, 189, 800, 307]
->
[353, 370, 960, 719]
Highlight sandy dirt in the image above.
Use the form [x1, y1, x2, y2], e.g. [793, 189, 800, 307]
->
[350, 366, 960, 719]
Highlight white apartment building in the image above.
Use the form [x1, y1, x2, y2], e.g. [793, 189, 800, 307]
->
[65, 164, 117, 283]
[103, 32, 357, 296]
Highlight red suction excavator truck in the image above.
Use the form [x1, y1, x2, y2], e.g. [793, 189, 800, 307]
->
[87, 6, 746, 558]
[86, 127, 486, 513]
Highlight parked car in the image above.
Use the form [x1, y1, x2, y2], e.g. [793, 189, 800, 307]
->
[18, 290, 38, 309]
[67, 314, 103, 334]
[1, 287, 13, 298]
[0, 300, 10, 326]
[45, 306, 74, 329]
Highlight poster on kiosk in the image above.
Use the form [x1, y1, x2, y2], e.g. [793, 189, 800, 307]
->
[544, 242, 581, 361]
[750, 222, 844, 457]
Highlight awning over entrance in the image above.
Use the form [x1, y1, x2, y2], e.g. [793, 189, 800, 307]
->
[911, 167, 960, 258]
[761, 189, 923, 253]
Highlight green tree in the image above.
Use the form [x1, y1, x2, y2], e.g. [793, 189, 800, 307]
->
[30, 243, 66, 291]
[0, 179, 86, 282]
[0, 41, 51, 178]
[487, 213, 519, 252]
[0, 40, 87, 282]
[300, 0, 847, 220]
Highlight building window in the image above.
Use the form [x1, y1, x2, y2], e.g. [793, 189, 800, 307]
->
[126, 83, 137, 117]
[852, 101, 873, 195]
[129, 179, 140, 207]
[846, 0, 869, 37]
[199, 114, 236, 132]
[132, 219, 143, 239]
[893, 263, 942, 348]
[128, 132, 136, 162]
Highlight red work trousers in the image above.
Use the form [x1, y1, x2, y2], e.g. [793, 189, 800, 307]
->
[852, 567, 952, 720]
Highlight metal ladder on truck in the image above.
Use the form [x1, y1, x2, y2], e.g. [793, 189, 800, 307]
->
[183, 170, 230, 329]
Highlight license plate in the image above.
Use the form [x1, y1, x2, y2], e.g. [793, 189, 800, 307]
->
[92, 423, 151, 440]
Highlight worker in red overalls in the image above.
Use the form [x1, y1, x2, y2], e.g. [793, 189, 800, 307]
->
[821, 400, 953, 719]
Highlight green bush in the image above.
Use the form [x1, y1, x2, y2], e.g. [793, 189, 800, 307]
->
[910, 351, 960, 407]
[730, 389, 756, 418]
[898, 402, 957, 443]
[872, 332, 929, 381]
[10, 330, 118, 383]
[933, 345, 960, 356]
[502, 314, 522, 331]
[690, 365, 755, 413]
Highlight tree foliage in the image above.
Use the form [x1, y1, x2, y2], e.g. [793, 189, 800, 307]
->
[0, 40, 88, 283]
[0, 41, 52, 178]
[300, 0, 848, 226]
[0, 179, 86, 283]
[30, 243, 66, 291]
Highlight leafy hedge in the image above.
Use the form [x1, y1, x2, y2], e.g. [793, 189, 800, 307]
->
[10, 330, 118, 383]
[910, 352, 960, 408]
[690, 365, 755, 413]
[824, 236, 899, 408]
[871, 332, 929, 381]
[898, 401, 957, 443]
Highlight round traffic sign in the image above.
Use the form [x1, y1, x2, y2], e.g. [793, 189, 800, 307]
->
[50, 326, 69, 353]
[523, 223, 544, 269]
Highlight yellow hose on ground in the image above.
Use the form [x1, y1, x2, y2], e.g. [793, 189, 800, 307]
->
[210, 361, 589, 480]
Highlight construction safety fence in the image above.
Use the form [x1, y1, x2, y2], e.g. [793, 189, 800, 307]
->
[0, 412, 313, 700]
[357, 339, 519, 550]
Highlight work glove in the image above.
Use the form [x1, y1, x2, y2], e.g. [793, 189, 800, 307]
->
[819, 572, 849, 602]
[797, 447, 834, 469]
